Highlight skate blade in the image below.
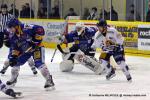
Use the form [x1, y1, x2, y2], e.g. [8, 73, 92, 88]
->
[106, 74, 116, 80]
[12, 92, 23, 99]
[127, 79, 132, 83]
[45, 86, 55, 91]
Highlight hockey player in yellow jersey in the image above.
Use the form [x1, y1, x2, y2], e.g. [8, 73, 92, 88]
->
[92, 19, 132, 81]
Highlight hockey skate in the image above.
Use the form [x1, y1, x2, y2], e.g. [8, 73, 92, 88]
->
[126, 74, 132, 82]
[31, 67, 38, 75]
[44, 75, 55, 91]
[5, 89, 22, 98]
[106, 68, 116, 80]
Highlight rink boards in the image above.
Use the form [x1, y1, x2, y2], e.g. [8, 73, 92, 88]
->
[19, 18, 150, 57]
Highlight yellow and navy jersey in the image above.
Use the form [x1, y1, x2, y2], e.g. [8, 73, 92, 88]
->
[5, 24, 45, 56]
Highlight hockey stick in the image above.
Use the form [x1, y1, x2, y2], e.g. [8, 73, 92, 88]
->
[50, 49, 57, 62]
[0, 46, 34, 74]
[50, 18, 69, 62]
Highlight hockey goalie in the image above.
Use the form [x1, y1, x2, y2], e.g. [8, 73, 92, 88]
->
[56, 22, 104, 75]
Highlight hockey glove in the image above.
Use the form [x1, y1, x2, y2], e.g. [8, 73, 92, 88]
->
[9, 56, 18, 67]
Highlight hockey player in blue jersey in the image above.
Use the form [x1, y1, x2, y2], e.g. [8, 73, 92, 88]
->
[5, 18, 55, 89]
[0, 30, 38, 75]
[57, 22, 103, 74]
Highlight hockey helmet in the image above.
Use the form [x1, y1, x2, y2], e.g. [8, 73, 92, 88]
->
[6, 18, 21, 28]
[96, 19, 107, 27]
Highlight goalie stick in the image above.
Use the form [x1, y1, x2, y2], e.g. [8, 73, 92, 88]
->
[50, 19, 68, 62]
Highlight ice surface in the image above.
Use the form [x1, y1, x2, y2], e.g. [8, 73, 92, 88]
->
[0, 46, 150, 100]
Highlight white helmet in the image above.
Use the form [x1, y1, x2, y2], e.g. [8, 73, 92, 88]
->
[75, 22, 85, 35]
[75, 22, 84, 28]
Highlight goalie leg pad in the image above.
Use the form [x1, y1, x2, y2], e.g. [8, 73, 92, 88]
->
[59, 60, 74, 72]
[75, 54, 103, 75]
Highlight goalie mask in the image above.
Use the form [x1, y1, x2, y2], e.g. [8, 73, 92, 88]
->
[75, 22, 85, 35]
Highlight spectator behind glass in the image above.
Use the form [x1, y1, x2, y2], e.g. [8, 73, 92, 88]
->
[20, 5, 26, 18]
[82, 8, 90, 20]
[107, 6, 118, 21]
[65, 8, 77, 19]
[146, 2, 150, 22]
[25, 3, 34, 18]
[52, 2, 60, 18]
[37, 7, 47, 18]
[9, 4, 19, 18]
[126, 4, 141, 21]
[87, 7, 99, 20]
[50, 7, 60, 19]
[100, 9, 108, 20]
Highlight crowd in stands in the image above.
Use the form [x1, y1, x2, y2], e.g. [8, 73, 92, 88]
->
[1, 2, 150, 22]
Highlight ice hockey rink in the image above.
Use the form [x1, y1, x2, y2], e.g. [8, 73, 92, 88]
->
[0, 46, 150, 100]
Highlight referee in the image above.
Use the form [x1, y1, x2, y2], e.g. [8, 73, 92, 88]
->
[0, 4, 14, 48]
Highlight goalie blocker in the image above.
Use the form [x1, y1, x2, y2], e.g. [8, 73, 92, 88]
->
[57, 44, 104, 75]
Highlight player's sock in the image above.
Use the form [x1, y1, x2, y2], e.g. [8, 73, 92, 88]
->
[117, 61, 132, 81]
[39, 65, 55, 89]
[28, 58, 38, 75]
[6, 66, 20, 86]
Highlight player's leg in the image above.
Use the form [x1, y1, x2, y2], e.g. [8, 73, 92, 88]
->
[0, 59, 10, 74]
[113, 50, 132, 81]
[0, 48, 12, 74]
[33, 47, 55, 89]
[6, 53, 31, 86]
[6, 66, 20, 86]
[99, 52, 115, 80]
[27, 57, 38, 75]
[0, 79, 21, 98]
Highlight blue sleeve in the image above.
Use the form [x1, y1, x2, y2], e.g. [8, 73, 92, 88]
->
[85, 27, 97, 37]
[65, 31, 76, 43]
[10, 40, 20, 56]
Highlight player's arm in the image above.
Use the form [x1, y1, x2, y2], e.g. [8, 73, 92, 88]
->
[105, 28, 123, 46]
[9, 43, 20, 67]
[115, 30, 124, 45]
[64, 32, 76, 43]
[33, 26, 45, 46]
[85, 27, 98, 38]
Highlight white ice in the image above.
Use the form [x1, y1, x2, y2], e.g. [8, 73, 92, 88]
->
[0, 46, 150, 100]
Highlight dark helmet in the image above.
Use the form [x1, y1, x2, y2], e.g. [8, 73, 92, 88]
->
[1, 4, 8, 9]
[6, 18, 21, 28]
[96, 19, 107, 27]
